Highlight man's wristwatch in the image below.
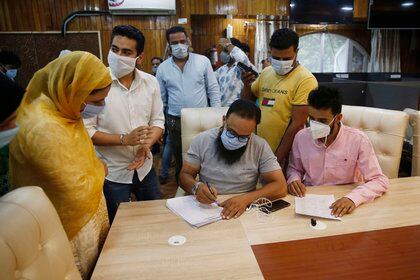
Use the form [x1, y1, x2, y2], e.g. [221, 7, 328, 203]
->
[191, 182, 203, 195]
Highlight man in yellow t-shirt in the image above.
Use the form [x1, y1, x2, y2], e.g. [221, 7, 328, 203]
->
[242, 28, 318, 168]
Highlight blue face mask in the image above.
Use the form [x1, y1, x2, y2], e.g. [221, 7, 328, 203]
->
[6, 69, 17, 80]
[220, 128, 249, 151]
[0, 125, 19, 148]
[81, 103, 105, 119]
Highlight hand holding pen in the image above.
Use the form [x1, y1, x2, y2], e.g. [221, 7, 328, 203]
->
[195, 181, 218, 205]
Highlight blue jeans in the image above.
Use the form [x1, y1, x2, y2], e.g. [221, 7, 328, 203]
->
[103, 169, 161, 223]
[160, 133, 172, 179]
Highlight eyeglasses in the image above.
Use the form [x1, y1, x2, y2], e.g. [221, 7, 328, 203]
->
[225, 126, 250, 143]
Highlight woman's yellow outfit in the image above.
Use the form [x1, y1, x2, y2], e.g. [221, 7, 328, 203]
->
[9, 51, 112, 279]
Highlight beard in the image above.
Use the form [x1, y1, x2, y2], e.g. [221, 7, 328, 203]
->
[216, 130, 248, 165]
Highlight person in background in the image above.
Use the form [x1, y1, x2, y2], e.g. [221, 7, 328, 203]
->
[151, 56, 163, 76]
[59, 49, 72, 57]
[0, 75, 25, 196]
[215, 37, 257, 107]
[180, 99, 287, 219]
[9, 52, 112, 278]
[156, 26, 221, 183]
[287, 87, 389, 217]
[262, 58, 271, 69]
[84, 25, 164, 224]
[241, 28, 318, 169]
[149, 56, 164, 173]
[0, 51, 21, 81]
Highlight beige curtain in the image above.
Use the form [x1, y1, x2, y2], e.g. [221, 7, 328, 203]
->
[368, 29, 401, 72]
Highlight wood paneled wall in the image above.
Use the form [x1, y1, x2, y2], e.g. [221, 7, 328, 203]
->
[189, 0, 289, 16]
[1, 0, 417, 74]
[0, 0, 289, 74]
[191, 15, 256, 62]
[0, 0, 180, 73]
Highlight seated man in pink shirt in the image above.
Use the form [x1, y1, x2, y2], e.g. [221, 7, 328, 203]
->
[287, 86, 389, 217]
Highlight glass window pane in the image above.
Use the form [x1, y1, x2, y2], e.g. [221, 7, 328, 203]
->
[323, 33, 347, 72]
[298, 33, 321, 73]
[351, 46, 364, 72]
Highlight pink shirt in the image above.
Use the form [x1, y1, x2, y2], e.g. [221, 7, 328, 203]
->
[287, 124, 389, 206]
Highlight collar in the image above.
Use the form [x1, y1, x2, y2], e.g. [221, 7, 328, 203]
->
[110, 68, 142, 91]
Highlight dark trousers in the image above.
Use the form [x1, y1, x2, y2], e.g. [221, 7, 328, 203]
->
[103, 169, 161, 224]
[167, 114, 183, 183]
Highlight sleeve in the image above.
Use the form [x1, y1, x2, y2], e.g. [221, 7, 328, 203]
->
[291, 76, 318, 106]
[344, 136, 389, 207]
[156, 66, 168, 108]
[149, 79, 165, 129]
[259, 139, 281, 174]
[286, 134, 305, 184]
[83, 115, 99, 138]
[184, 134, 203, 167]
[204, 59, 222, 107]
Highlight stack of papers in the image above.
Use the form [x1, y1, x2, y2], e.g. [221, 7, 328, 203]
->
[166, 196, 223, 228]
[295, 194, 342, 221]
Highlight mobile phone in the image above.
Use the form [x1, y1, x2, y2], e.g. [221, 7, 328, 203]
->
[237, 62, 259, 78]
[267, 199, 291, 212]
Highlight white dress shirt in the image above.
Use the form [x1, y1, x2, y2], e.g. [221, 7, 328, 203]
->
[84, 69, 165, 184]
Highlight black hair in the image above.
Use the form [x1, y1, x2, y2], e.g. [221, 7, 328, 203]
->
[269, 28, 299, 51]
[111, 25, 145, 55]
[151, 57, 163, 63]
[308, 86, 343, 115]
[241, 43, 250, 53]
[226, 99, 261, 125]
[230, 37, 242, 49]
[0, 74, 25, 123]
[166, 26, 188, 42]
[0, 51, 21, 68]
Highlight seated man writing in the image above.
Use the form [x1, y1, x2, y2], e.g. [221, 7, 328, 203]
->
[287, 86, 389, 217]
[180, 99, 287, 219]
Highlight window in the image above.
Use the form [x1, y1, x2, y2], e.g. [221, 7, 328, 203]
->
[298, 33, 369, 73]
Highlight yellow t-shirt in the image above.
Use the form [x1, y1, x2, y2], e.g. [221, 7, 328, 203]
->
[251, 64, 318, 152]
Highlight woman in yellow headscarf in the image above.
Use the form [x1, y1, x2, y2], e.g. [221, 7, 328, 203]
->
[9, 51, 112, 279]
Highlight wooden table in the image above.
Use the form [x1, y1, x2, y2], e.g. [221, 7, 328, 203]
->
[91, 199, 263, 279]
[92, 177, 420, 279]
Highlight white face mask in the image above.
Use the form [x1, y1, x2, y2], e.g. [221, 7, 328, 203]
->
[310, 117, 336, 147]
[81, 103, 105, 119]
[220, 51, 231, 64]
[171, 43, 189, 59]
[0, 125, 19, 148]
[107, 50, 138, 79]
[6, 69, 17, 80]
[270, 58, 294, 75]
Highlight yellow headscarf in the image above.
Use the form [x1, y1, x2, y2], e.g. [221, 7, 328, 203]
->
[9, 51, 112, 239]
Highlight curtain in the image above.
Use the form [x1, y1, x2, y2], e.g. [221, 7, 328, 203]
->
[254, 16, 268, 71]
[368, 29, 401, 72]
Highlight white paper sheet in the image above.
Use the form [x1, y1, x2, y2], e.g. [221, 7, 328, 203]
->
[166, 196, 223, 228]
[295, 194, 342, 221]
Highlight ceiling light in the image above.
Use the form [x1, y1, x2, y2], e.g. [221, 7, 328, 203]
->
[401, 2, 414, 7]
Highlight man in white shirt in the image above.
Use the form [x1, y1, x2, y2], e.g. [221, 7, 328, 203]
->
[84, 25, 165, 223]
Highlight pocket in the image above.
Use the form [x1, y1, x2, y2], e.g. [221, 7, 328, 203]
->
[329, 156, 357, 183]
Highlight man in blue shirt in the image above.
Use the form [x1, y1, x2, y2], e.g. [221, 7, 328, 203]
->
[156, 26, 221, 183]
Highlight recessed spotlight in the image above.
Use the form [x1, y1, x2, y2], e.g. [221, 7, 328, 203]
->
[341, 6, 353, 11]
[290, 3, 295, 8]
